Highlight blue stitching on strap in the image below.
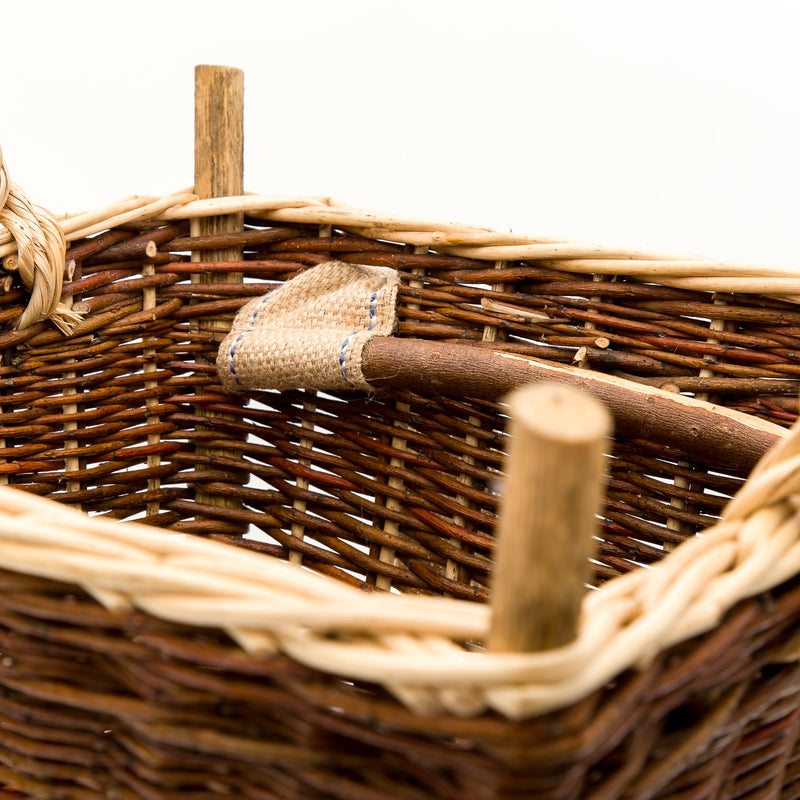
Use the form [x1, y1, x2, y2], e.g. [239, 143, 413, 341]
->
[229, 294, 272, 386]
[339, 291, 379, 386]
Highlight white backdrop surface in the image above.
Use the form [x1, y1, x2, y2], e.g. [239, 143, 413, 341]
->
[3, 0, 799, 269]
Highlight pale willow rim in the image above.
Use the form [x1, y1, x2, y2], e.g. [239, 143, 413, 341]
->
[0, 413, 799, 721]
[2, 188, 800, 307]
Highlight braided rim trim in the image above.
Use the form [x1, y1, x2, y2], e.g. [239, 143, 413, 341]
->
[0, 417, 799, 720]
[2, 190, 800, 302]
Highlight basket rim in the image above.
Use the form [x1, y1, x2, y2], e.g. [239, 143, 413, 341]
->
[4, 189, 800, 298]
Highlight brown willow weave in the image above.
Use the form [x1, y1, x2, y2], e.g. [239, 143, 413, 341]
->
[1, 216, 800, 799]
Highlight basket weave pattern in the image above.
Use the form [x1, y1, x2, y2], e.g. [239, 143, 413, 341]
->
[2, 193, 800, 797]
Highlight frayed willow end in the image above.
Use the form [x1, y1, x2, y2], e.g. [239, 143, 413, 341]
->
[49, 303, 85, 335]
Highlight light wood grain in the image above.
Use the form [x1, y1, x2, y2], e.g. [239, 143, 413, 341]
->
[193, 64, 244, 305]
[192, 65, 246, 525]
[489, 383, 611, 652]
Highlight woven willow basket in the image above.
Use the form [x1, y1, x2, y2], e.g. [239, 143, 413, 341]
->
[4, 69, 800, 800]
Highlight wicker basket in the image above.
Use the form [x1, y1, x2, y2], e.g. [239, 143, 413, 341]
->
[3, 67, 800, 799]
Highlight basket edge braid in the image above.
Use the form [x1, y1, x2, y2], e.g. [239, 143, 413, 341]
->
[4, 189, 800, 300]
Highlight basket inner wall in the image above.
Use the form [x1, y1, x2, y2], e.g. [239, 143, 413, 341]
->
[0, 219, 797, 599]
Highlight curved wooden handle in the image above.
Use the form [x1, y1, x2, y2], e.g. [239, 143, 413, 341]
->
[362, 337, 784, 473]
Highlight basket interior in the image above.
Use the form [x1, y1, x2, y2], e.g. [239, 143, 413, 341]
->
[1, 218, 798, 600]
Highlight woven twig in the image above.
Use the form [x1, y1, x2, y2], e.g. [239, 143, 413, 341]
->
[1, 412, 799, 720]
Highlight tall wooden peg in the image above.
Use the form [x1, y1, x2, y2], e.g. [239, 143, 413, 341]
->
[192, 64, 246, 527]
[193, 64, 244, 300]
[489, 383, 611, 652]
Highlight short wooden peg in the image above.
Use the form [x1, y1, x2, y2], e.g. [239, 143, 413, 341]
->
[489, 383, 611, 652]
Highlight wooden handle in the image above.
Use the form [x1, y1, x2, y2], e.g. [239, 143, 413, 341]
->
[489, 383, 611, 652]
[362, 337, 783, 473]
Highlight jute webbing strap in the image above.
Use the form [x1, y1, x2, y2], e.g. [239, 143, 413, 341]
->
[217, 260, 400, 392]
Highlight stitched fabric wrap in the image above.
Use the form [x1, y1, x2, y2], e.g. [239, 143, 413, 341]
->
[217, 260, 400, 392]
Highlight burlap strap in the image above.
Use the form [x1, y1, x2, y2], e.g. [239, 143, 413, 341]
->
[217, 260, 400, 392]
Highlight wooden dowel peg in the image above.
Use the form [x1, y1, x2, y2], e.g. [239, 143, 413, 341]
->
[192, 64, 246, 529]
[489, 383, 611, 652]
[193, 64, 244, 298]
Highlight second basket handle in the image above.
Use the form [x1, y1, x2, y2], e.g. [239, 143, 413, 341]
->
[0, 147, 82, 334]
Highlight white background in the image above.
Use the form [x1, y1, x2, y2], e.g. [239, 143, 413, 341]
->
[3, 0, 799, 268]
